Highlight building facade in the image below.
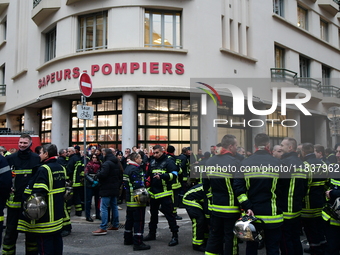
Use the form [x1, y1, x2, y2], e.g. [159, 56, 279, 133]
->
[0, 0, 339, 153]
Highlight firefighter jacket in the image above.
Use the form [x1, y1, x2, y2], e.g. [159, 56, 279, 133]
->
[203, 151, 240, 218]
[302, 153, 328, 218]
[177, 153, 189, 182]
[166, 153, 181, 190]
[183, 184, 209, 216]
[322, 177, 340, 226]
[233, 149, 284, 228]
[66, 153, 84, 187]
[147, 153, 178, 199]
[280, 151, 308, 219]
[5, 149, 41, 209]
[123, 161, 146, 208]
[17, 157, 66, 234]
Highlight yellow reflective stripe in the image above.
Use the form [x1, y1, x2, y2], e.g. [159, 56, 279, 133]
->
[209, 205, 239, 213]
[301, 208, 322, 218]
[33, 183, 49, 190]
[271, 178, 278, 215]
[148, 190, 173, 199]
[310, 181, 326, 186]
[287, 178, 295, 213]
[6, 201, 21, 208]
[225, 178, 234, 206]
[152, 169, 167, 174]
[183, 177, 188, 181]
[24, 189, 32, 195]
[169, 173, 174, 181]
[172, 182, 181, 189]
[17, 219, 63, 233]
[255, 214, 283, 224]
[205, 252, 219, 255]
[206, 192, 212, 198]
[13, 169, 32, 175]
[182, 199, 203, 210]
[330, 218, 340, 226]
[291, 172, 307, 179]
[244, 172, 280, 178]
[322, 210, 331, 221]
[237, 194, 248, 203]
[72, 183, 82, 187]
[127, 202, 146, 207]
[0, 215, 4, 222]
[302, 208, 323, 213]
[207, 172, 233, 178]
[49, 188, 65, 195]
[330, 179, 340, 186]
[283, 211, 300, 219]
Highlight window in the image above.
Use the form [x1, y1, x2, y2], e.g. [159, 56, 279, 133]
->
[71, 98, 122, 149]
[267, 111, 288, 147]
[138, 97, 190, 153]
[78, 12, 108, 52]
[275, 46, 285, 69]
[297, 6, 308, 30]
[41, 107, 52, 144]
[320, 19, 328, 41]
[273, 0, 284, 17]
[322, 65, 331, 86]
[299, 56, 310, 77]
[0, 64, 5, 96]
[1, 18, 7, 41]
[45, 27, 56, 62]
[144, 10, 182, 49]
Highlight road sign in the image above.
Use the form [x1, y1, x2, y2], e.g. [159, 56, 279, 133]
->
[77, 105, 94, 120]
[79, 72, 93, 97]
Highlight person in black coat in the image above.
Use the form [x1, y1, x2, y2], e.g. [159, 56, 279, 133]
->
[92, 149, 123, 235]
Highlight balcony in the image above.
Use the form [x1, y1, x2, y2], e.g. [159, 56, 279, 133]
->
[270, 68, 298, 86]
[66, 0, 83, 5]
[0, 0, 9, 15]
[0, 84, 6, 104]
[32, 0, 60, 25]
[321, 85, 340, 106]
[318, 0, 340, 16]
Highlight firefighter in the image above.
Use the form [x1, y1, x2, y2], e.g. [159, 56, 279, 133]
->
[0, 154, 11, 248]
[279, 137, 308, 255]
[183, 183, 210, 252]
[322, 144, 340, 255]
[177, 147, 190, 206]
[143, 145, 179, 246]
[17, 144, 66, 255]
[2, 134, 41, 255]
[301, 143, 328, 255]
[204, 134, 241, 255]
[233, 133, 284, 255]
[123, 152, 150, 251]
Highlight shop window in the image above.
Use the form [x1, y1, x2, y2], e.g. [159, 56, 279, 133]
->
[144, 9, 182, 49]
[78, 11, 108, 52]
[266, 111, 288, 147]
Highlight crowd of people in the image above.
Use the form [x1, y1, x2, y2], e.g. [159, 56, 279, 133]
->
[1, 133, 340, 254]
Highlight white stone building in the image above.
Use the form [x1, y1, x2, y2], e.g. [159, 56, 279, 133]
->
[0, 0, 339, 153]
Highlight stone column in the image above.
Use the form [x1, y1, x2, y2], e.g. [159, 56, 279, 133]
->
[52, 98, 71, 150]
[24, 108, 40, 134]
[122, 93, 137, 151]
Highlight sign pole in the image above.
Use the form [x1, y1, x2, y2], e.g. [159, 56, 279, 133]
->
[82, 95, 87, 219]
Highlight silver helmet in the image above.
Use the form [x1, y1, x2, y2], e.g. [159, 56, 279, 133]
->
[133, 187, 149, 204]
[233, 215, 264, 242]
[325, 197, 340, 221]
[23, 193, 47, 220]
[64, 180, 73, 201]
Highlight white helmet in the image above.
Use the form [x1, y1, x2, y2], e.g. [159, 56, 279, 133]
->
[233, 215, 264, 242]
[133, 187, 149, 204]
[23, 194, 47, 220]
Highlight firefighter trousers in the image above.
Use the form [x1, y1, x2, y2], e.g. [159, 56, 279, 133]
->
[124, 207, 146, 245]
[185, 205, 209, 247]
[280, 216, 303, 255]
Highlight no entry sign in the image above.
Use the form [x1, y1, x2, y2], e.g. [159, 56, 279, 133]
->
[79, 72, 93, 97]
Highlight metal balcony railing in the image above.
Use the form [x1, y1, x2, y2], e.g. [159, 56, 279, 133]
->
[0, 84, 5, 96]
[295, 77, 322, 93]
[321, 85, 340, 98]
[270, 68, 298, 85]
[33, 0, 42, 8]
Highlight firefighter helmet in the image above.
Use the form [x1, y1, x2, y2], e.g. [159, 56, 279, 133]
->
[64, 179, 73, 201]
[133, 187, 149, 204]
[23, 193, 47, 220]
[233, 215, 264, 242]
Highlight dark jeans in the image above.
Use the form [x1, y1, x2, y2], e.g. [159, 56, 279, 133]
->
[85, 187, 100, 219]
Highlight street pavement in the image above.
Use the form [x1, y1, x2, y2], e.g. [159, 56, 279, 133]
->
[5, 204, 308, 254]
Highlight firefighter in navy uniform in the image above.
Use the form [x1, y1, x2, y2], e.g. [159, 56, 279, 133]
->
[233, 133, 284, 255]
[143, 144, 179, 246]
[0, 154, 12, 249]
[279, 137, 308, 255]
[183, 183, 210, 252]
[204, 134, 241, 255]
[322, 144, 340, 255]
[17, 144, 66, 255]
[123, 152, 151, 251]
[2, 134, 41, 255]
[301, 143, 328, 255]
[177, 147, 189, 207]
